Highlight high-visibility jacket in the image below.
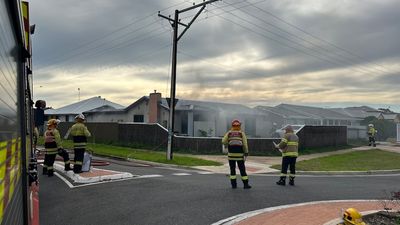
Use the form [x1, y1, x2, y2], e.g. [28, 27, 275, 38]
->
[278, 132, 299, 157]
[44, 128, 61, 154]
[222, 130, 248, 161]
[66, 123, 91, 149]
[367, 127, 376, 137]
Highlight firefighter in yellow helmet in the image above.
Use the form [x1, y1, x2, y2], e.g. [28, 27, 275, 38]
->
[64, 114, 91, 173]
[222, 119, 251, 189]
[339, 208, 366, 225]
[43, 119, 71, 176]
[275, 125, 299, 186]
[367, 124, 377, 147]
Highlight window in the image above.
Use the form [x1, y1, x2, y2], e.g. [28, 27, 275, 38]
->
[133, 115, 144, 122]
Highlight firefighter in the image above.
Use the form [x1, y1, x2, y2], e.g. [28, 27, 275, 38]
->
[338, 208, 366, 225]
[222, 119, 251, 189]
[367, 124, 377, 147]
[43, 119, 71, 177]
[65, 114, 91, 174]
[274, 125, 299, 186]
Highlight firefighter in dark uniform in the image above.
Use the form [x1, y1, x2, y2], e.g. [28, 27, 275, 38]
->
[43, 119, 71, 176]
[65, 114, 91, 174]
[222, 119, 251, 189]
[275, 125, 299, 186]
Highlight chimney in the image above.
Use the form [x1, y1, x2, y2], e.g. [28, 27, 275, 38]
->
[149, 90, 161, 123]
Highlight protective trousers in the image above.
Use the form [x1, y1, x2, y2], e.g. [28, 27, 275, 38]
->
[368, 137, 376, 147]
[73, 148, 85, 173]
[43, 152, 57, 176]
[229, 160, 249, 188]
[281, 156, 297, 178]
[43, 149, 71, 176]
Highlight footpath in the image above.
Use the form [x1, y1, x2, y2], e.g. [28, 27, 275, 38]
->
[193, 142, 400, 175]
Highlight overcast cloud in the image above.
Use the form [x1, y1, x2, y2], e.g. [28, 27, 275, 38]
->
[30, 0, 400, 111]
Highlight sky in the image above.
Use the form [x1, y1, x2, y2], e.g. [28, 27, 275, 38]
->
[30, 0, 400, 111]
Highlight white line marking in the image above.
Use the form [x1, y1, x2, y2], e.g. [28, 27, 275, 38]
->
[54, 173, 164, 189]
[211, 199, 382, 225]
[197, 171, 214, 175]
[252, 173, 400, 178]
[136, 174, 164, 178]
[54, 172, 74, 188]
[172, 173, 191, 176]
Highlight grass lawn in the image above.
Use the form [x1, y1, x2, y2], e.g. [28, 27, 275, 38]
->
[272, 149, 400, 171]
[40, 139, 221, 167]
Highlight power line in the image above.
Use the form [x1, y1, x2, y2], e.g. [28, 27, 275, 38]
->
[242, 0, 394, 74]
[212, 5, 381, 76]
[36, 19, 162, 72]
[224, 2, 385, 76]
[36, 1, 190, 71]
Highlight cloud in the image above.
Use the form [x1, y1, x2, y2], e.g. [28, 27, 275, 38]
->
[30, 0, 400, 110]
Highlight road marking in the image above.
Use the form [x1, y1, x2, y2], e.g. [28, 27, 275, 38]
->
[197, 171, 214, 175]
[54, 172, 74, 188]
[211, 199, 381, 225]
[252, 173, 400, 178]
[136, 174, 164, 178]
[172, 173, 191, 176]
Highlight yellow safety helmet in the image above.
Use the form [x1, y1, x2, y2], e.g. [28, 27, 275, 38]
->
[231, 119, 241, 127]
[343, 208, 366, 225]
[47, 119, 60, 126]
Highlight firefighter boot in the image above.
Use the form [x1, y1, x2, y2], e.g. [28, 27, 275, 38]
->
[289, 177, 295, 186]
[230, 179, 237, 189]
[243, 180, 252, 189]
[276, 176, 286, 186]
[65, 163, 71, 171]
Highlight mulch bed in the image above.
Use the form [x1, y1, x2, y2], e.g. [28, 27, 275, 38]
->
[363, 211, 400, 225]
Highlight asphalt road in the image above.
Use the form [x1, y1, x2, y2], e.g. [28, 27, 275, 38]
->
[39, 158, 400, 225]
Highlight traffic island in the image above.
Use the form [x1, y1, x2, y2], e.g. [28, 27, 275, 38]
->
[53, 161, 135, 183]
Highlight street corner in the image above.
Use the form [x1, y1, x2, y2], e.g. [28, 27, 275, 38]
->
[211, 200, 387, 225]
[53, 161, 137, 185]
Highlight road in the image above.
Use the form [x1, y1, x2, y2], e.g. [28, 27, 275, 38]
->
[39, 158, 400, 225]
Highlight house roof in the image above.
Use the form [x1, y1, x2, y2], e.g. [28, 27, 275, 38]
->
[330, 107, 381, 119]
[257, 104, 357, 120]
[171, 99, 256, 114]
[380, 113, 399, 120]
[45, 96, 125, 115]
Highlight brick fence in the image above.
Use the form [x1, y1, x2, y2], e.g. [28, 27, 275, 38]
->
[57, 122, 347, 156]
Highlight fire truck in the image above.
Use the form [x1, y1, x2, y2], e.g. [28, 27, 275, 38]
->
[1, 0, 39, 224]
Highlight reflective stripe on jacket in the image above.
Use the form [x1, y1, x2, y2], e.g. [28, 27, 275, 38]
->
[44, 128, 61, 154]
[67, 123, 91, 148]
[222, 130, 248, 161]
[278, 132, 299, 157]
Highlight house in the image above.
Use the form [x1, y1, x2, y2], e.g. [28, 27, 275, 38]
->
[84, 91, 270, 137]
[256, 104, 366, 139]
[45, 96, 124, 122]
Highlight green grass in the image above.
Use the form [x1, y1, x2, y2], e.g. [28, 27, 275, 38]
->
[272, 149, 400, 171]
[38, 138, 221, 167]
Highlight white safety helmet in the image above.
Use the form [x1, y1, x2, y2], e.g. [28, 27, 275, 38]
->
[368, 124, 374, 127]
[75, 114, 85, 120]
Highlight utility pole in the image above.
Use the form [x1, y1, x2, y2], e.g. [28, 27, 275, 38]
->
[159, 0, 219, 160]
